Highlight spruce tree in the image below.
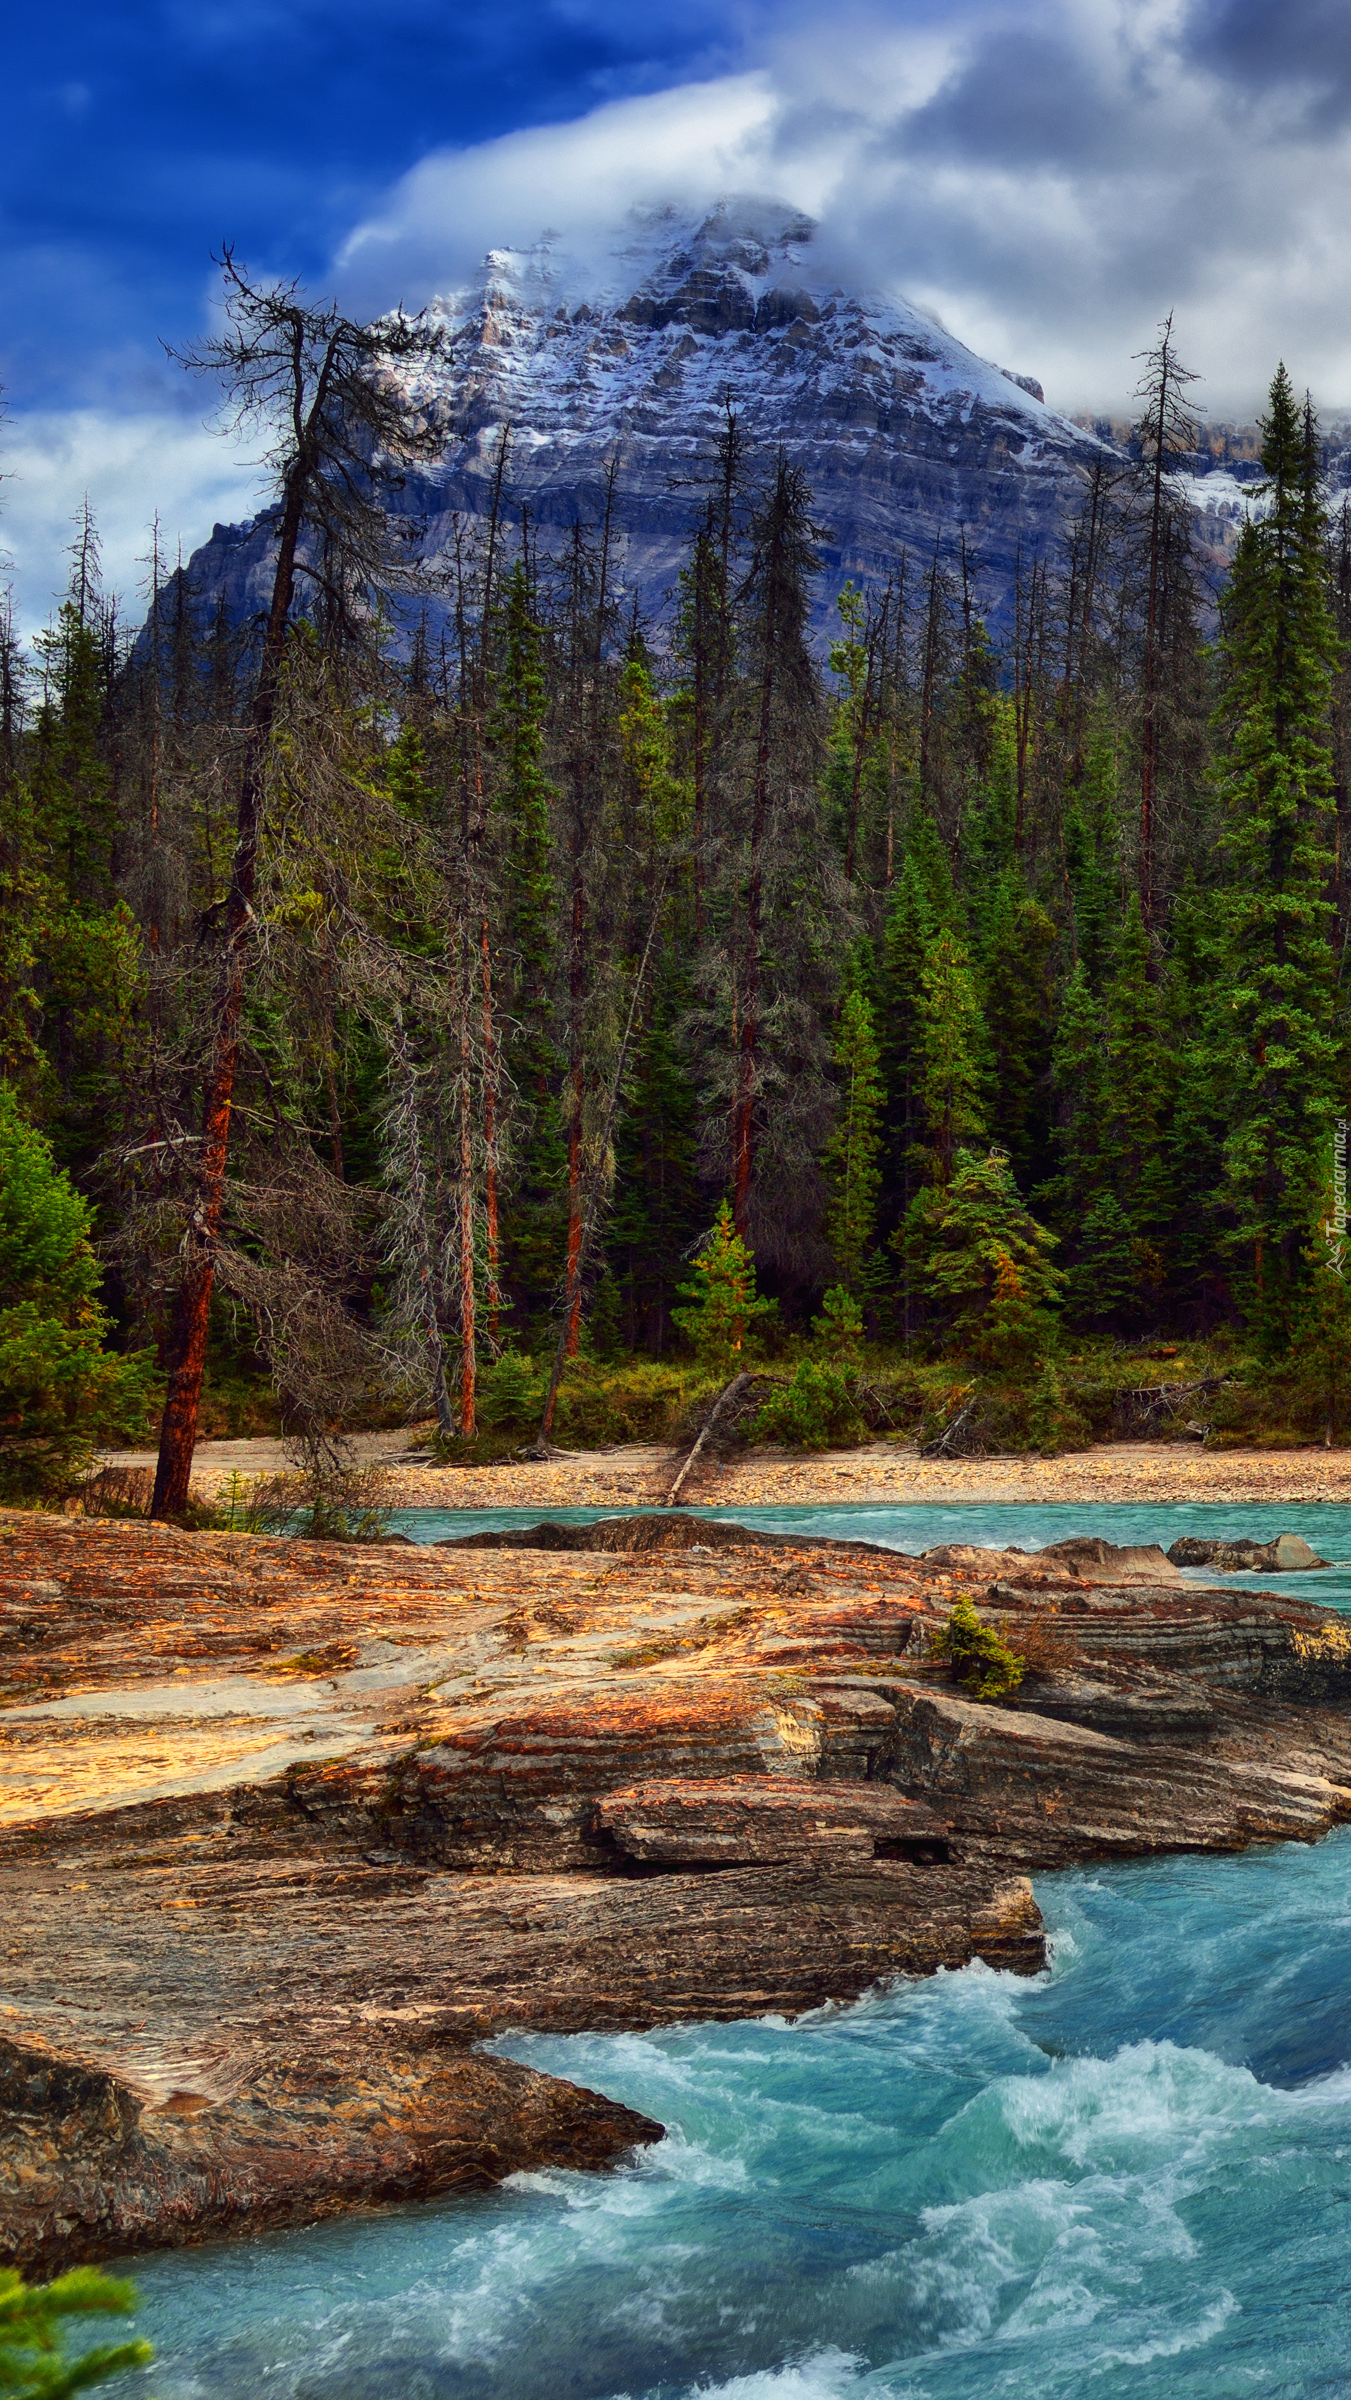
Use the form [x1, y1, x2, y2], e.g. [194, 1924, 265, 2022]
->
[912, 928, 986, 1186]
[1044, 962, 1107, 1226]
[1062, 707, 1121, 990]
[902, 1147, 1062, 1361]
[877, 806, 959, 1223]
[672, 1200, 775, 1370]
[1213, 367, 1341, 1337]
[981, 876, 1055, 1190]
[0, 1085, 155, 1498]
[1099, 893, 1172, 1313]
[823, 983, 885, 1293]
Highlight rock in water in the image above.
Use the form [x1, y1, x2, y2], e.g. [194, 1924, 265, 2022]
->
[1167, 1534, 1329, 1573]
[176, 197, 1111, 645]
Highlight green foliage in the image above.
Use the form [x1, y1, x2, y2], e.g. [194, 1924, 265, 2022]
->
[243, 1458, 395, 1541]
[901, 1147, 1062, 1361]
[930, 1593, 1025, 1701]
[1063, 1193, 1148, 1332]
[477, 1347, 547, 1431]
[672, 1202, 777, 1370]
[823, 986, 885, 1291]
[1212, 368, 1342, 1336]
[751, 1358, 859, 1449]
[0, 2264, 153, 2398]
[1101, 896, 1171, 1262]
[608, 961, 700, 1350]
[877, 808, 960, 1222]
[1025, 1355, 1091, 1456]
[1062, 709, 1121, 992]
[0, 1087, 156, 1499]
[981, 877, 1055, 1188]
[912, 930, 986, 1186]
[10, 346, 1351, 1455]
[1045, 964, 1107, 1220]
[811, 1283, 865, 1364]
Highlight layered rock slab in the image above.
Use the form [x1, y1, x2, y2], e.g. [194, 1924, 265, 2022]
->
[7, 1513, 1351, 2268]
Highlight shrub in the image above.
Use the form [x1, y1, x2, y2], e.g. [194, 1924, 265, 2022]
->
[244, 1456, 395, 1541]
[1025, 1356, 1092, 1456]
[0, 1088, 157, 1502]
[476, 1348, 546, 1433]
[0, 2264, 152, 2398]
[73, 1464, 154, 1519]
[931, 1593, 1025, 1701]
[751, 1359, 860, 1450]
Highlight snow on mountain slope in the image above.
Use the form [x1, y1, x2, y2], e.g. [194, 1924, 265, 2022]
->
[179, 197, 1114, 641]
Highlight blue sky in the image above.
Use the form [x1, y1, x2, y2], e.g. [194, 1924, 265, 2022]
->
[9, 0, 1351, 627]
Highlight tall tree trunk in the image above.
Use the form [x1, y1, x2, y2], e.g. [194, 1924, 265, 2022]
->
[150, 458, 309, 1516]
[733, 636, 774, 1234]
[481, 913, 501, 1348]
[539, 867, 672, 1442]
[564, 868, 586, 1356]
[457, 919, 477, 1437]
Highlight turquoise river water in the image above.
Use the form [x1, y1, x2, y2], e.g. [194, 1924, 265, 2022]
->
[114, 1503, 1351, 2398]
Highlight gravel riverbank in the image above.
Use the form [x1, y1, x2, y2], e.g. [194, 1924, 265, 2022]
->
[101, 1433, 1351, 1512]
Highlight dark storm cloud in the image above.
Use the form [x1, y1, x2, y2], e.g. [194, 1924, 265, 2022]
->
[1186, 0, 1351, 128]
[899, 28, 1127, 171]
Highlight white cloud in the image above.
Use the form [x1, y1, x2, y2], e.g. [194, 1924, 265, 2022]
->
[338, 74, 789, 310]
[335, 0, 1351, 419]
[1, 410, 264, 638]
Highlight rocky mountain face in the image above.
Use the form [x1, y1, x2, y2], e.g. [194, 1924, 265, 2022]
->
[184, 197, 1112, 641]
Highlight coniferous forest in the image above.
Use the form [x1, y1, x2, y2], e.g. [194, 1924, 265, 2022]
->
[5, 271, 1351, 1505]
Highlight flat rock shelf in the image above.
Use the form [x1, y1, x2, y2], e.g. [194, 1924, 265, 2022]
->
[5, 1504, 1351, 2277]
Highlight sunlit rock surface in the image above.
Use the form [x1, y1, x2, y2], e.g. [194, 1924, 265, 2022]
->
[5, 1511, 1351, 2269]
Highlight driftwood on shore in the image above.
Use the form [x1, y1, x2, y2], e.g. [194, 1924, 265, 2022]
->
[1111, 1375, 1229, 1437]
[661, 1370, 797, 1505]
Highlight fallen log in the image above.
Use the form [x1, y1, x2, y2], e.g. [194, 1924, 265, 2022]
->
[664, 1371, 755, 1506]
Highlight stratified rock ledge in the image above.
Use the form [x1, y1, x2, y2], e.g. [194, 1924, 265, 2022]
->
[5, 1511, 1351, 2267]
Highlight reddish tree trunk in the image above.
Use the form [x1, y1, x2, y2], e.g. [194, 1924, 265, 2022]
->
[457, 928, 477, 1438]
[150, 458, 309, 1517]
[563, 869, 586, 1356]
[732, 646, 774, 1236]
[481, 914, 501, 1348]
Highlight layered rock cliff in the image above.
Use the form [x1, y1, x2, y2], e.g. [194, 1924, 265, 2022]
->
[182, 197, 1110, 641]
[4, 1510, 1351, 2271]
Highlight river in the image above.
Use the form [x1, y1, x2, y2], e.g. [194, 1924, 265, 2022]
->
[117, 1502, 1351, 2398]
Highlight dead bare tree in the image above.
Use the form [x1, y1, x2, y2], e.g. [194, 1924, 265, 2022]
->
[149, 254, 447, 1516]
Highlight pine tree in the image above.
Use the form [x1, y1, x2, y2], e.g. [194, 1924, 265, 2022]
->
[0, 2263, 154, 2398]
[1062, 706, 1121, 990]
[0, 1085, 155, 1498]
[912, 928, 986, 1186]
[1064, 1192, 1147, 1332]
[729, 453, 824, 1234]
[823, 984, 885, 1292]
[1099, 894, 1172, 1310]
[877, 805, 959, 1228]
[901, 1147, 1062, 1361]
[672, 1199, 775, 1370]
[1043, 963, 1107, 1226]
[1213, 367, 1342, 1337]
[981, 876, 1056, 1189]
[609, 960, 700, 1350]
[1131, 314, 1202, 927]
[490, 561, 563, 1318]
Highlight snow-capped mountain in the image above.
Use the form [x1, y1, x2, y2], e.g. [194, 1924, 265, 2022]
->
[182, 197, 1112, 639]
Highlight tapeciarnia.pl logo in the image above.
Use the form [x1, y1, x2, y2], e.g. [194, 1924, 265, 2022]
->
[1324, 1118, 1348, 1279]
